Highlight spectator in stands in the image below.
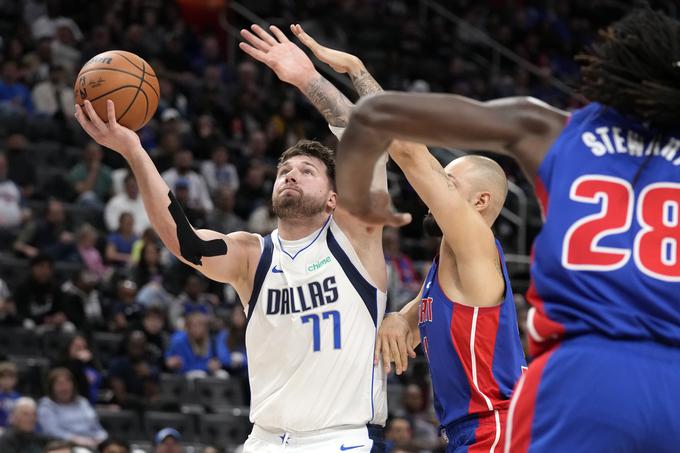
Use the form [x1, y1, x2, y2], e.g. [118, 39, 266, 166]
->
[132, 241, 165, 288]
[139, 305, 168, 365]
[14, 199, 77, 261]
[110, 279, 143, 332]
[0, 397, 53, 453]
[242, 129, 273, 169]
[165, 311, 224, 378]
[4, 133, 36, 200]
[247, 199, 277, 235]
[0, 60, 33, 115]
[267, 99, 305, 150]
[75, 224, 109, 281]
[400, 384, 441, 451]
[172, 179, 207, 228]
[151, 131, 182, 174]
[385, 416, 416, 453]
[98, 438, 131, 453]
[153, 427, 182, 453]
[216, 308, 247, 377]
[31, 64, 75, 120]
[104, 173, 151, 235]
[61, 269, 104, 332]
[191, 114, 226, 161]
[14, 254, 73, 332]
[201, 144, 240, 194]
[161, 149, 213, 212]
[129, 227, 159, 264]
[170, 275, 216, 329]
[0, 362, 20, 429]
[37, 367, 107, 449]
[383, 228, 421, 311]
[206, 186, 246, 234]
[105, 212, 137, 267]
[55, 334, 102, 404]
[0, 278, 19, 327]
[234, 163, 268, 219]
[0, 152, 22, 231]
[68, 141, 112, 209]
[108, 330, 160, 412]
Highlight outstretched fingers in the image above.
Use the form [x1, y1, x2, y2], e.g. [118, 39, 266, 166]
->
[240, 28, 271, 52]
[291, 24, 319, 51]
[238, 42, 268, 63]
[250, 24, 277, 46]
[269, 25, 290, 43]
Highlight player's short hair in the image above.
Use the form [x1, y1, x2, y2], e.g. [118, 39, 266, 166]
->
[278, 140, 336, 189]
[577, 8, 680, 131]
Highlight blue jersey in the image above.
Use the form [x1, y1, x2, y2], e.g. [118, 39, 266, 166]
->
[528, 102, 680, 355]
[418, 240, 526, 430]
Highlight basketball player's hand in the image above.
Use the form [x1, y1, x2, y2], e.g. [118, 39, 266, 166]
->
[290, 24, 363, 75]
[239, 24, 317, 88]
[75, 100, 141, 158]
[376, 313, 417, 375]
[340, 190, 412, 228]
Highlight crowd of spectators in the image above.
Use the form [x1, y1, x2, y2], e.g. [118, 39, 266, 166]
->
[0, 0, 665, 451]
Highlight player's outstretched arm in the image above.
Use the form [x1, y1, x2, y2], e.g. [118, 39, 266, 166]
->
[290, 24, 383, 98]
[388, 141, 503, 305]
[336, 94, 568, 220]
[239, 24, 353, 128]
[74, 100, 258, 293]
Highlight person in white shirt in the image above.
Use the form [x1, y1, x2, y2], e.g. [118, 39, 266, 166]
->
[200, 145, 239, 193]
[104, 173, 151, 235]
[161, 150, 213, 212]
[0, 152, 22, 229]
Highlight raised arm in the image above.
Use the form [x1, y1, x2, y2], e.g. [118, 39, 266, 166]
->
[74, 101, 259, 300]
[336, 93, 568, 222]
[239, 24, 353, 127]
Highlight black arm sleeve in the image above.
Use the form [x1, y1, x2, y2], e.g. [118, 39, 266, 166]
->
[167, 191, 228, 265]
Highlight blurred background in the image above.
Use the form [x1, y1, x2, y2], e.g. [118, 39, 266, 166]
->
[0, 0, 676, 452]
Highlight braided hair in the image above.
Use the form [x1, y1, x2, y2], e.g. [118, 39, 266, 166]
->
[577, 8, 680, 132]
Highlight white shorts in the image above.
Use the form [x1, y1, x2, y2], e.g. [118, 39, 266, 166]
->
[242, 424, 374, 453]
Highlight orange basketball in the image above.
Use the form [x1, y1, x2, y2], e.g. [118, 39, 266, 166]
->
[74, 50, 160, 131]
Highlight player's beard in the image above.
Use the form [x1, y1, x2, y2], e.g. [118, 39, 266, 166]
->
[422, 212, 443, 238]
[272, 191, 327, 219]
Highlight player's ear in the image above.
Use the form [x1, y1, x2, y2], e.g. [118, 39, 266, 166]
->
[327, 191, 337, 210]
[474, 192, 491, 211]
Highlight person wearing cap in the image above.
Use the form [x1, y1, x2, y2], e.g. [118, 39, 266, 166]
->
[154, 427, 182, 453]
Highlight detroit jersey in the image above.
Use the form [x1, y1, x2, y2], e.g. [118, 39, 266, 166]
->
[418, 240, 526, 430]
[528, 102, 680, 355]
[245, 216, 387, 433]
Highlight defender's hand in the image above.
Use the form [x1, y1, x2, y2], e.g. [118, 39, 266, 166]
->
[75, 100, 141, 158]
[291, 24, 363, 75]
[375, 312, 417, 375]
[339, 190, 412, 228]
[239, 24, 317, 88]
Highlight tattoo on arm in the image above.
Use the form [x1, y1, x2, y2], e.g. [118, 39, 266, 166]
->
[350, 68, 383, 97]
[302, 74, 353, 127]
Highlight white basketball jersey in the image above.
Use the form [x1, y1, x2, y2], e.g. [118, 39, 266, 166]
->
[245, 215, 387, 433]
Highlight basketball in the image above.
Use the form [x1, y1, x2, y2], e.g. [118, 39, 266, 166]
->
[74, 50, 160, 131]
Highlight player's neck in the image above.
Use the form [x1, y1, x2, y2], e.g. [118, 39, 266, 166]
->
[277, 213, 330, 241]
